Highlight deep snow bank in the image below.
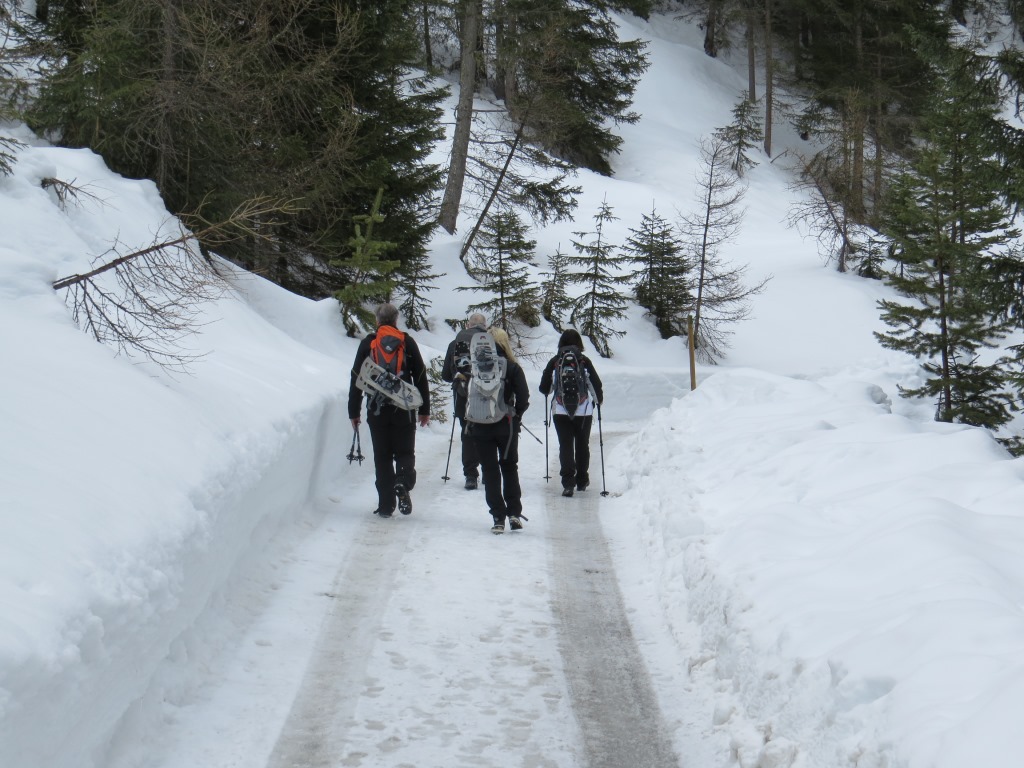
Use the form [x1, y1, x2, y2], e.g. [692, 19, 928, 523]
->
[612, 367, 1024, 768]
[0, 138, 353, 768]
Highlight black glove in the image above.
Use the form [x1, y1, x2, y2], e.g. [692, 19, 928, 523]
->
[513, 415, 522, 432]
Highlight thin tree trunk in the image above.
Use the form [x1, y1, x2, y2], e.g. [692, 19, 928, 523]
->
[423, 1, 433, 70]
[938, 259, 951, 420]
[746, 3, 756, 101]
[493, 15, 506, 101]
[459, 119, 526, 262]
[763, 0, 773, 156]
[158, 0, 179, 192]
[872, 53, 884, 226]
[849, 17, 865, 220]
[439, 0, 481, 234]
[704, 1, 720, 57]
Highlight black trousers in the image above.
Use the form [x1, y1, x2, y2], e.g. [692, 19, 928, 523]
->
[473, 428, 522, 519]
[553, 414, 593, 489]
[367, 406, 418, 513]
[458, 416, 480, 479]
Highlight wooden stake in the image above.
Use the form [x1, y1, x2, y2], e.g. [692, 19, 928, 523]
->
[687, 315, 697, 391]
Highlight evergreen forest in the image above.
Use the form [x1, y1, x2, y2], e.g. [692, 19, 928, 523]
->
[6, 0, 1024, 448]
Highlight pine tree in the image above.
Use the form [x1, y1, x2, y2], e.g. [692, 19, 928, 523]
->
[715, 92, 764, 177]
[459, 209, 540, 332]
[29, 0, 446, 300]
[540, 245, 573, 332]
[497, 0, 650, 176]
[331, 188, 400, 337]
[567, 199, 632, 357]
[0, 3, 38, 174]
[778, 0, 949, 223]
[877, 42, 1020, 428]
[396, 249, 443, 332]
[623, 204, 693, 339]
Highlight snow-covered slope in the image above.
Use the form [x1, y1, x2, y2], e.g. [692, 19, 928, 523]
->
[0, 138, 357, 766]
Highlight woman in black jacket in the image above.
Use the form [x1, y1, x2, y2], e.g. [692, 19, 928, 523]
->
[538, 329, 603, 497]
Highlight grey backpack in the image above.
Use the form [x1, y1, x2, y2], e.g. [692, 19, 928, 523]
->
[464, 332, 513, 424]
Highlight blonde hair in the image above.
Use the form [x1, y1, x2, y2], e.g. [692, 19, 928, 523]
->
[488, 327, 517, 363]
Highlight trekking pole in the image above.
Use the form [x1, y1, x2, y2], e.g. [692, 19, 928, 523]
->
[543, 394, 551, 482]
[520, 422, 542, 444]
[441, 393, 457, 482]
[347, 427, 364, 465]
[596, 402, 609, 497]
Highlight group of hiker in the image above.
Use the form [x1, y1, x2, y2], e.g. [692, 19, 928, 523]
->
[348, 303, 604, 535]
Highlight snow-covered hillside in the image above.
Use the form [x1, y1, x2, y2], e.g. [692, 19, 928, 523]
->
[4, 9, 1024, 768]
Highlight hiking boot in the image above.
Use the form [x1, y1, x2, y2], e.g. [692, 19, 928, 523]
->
[509, 516, 523, 531]
[561, 487, 574, 498]
[375, 507, 393, 519]
[465, 476, 478, 490]
[491, 516, 505, 535]
[395, 484, 413, 515]
[576, 482, 588, 492]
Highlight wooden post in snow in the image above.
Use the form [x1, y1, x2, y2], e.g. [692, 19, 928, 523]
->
[687, 315, 697, 391]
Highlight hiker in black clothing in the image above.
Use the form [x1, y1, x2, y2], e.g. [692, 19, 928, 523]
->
[440, 312, 488, 489]
[466, 328, 530, 534]
[538, 329, 604, 497]
[348, 303, 431, 518]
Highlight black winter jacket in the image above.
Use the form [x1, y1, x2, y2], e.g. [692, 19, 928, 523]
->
[538, 346, 604, 407]
[465, 358, 530, 437]
[440, 323, 488, 417]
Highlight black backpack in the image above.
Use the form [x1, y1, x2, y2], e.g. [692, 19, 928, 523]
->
[555, 346, 589, 417]
[452, 338, 472, 401]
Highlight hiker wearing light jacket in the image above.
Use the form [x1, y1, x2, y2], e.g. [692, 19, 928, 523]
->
[538, 329, 604, 498]
[465, 327, 530, 534]
[348, 303, 431, 518]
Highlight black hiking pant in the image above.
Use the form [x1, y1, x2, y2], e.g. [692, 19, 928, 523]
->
[553, 414, 593, 490]
[472, 424, 522, 520]
[367, 405, 418, 514]
[458, 416, 480, 480]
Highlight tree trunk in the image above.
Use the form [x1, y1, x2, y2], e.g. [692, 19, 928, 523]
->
[871, 53, 884, 226]
[849, 16, 865, 220]
[422, 1, 433, 70]
[493, 13, 506, 101]
[157, 0, 179, 194]
[763, 0, 773, 156]
[746, 3, 756, 101]
[937, 259, 952, 421]
[704, 1, 720, 57]
[459, 118, 526, 262]
[438, 0, 481, 234]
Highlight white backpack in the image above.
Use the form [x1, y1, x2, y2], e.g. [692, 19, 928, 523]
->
[464, 332, 513, 424]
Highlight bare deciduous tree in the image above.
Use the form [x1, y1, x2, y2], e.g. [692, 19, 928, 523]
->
[52, 197, 298, 372]
[786, 151, 858, 273]
[679, 134, 769, 362]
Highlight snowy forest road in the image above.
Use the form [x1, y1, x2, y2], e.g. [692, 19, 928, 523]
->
[261, 420, 680, 768]
[132, 377, 689, 768]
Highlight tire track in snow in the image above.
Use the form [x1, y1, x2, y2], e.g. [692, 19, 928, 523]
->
[265, 518, 415, 768]
[547, 430, 681, 768]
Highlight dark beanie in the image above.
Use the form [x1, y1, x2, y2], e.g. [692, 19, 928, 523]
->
[557, 329, 584, 349]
